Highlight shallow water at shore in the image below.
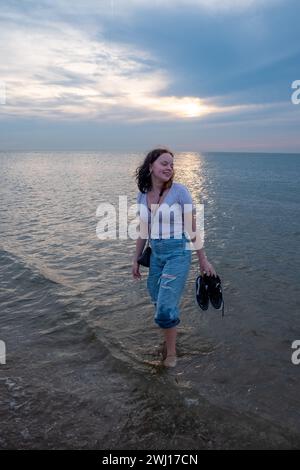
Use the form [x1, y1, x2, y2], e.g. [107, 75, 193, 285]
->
[1, 150, 300, 449]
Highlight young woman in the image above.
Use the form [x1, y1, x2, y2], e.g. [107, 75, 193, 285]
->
[132, 148, 216, 368]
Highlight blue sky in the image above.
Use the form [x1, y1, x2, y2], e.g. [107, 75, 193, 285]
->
[0, 0, 299, 152]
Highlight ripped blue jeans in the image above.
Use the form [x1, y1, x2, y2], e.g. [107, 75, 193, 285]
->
[147, 233, 192, 329]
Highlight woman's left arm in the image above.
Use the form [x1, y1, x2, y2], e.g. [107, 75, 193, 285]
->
[185, 205, 217, 277]
[195, 247, 217, 277]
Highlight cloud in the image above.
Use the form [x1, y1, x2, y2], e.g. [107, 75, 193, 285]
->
[0, 5, 259, 123]
[0, 18, 162, 120]
[0, 0, 298, 155]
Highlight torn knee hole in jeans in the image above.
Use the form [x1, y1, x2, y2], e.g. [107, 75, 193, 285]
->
[161, 273, 177, 289]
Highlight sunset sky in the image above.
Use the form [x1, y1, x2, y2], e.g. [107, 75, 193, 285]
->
[0, 0, 299, 152]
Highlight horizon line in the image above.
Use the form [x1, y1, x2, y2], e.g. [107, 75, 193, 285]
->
[0, 149, 300, 155]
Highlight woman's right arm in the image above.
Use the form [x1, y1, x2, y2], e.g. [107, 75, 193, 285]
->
[132, 193, 148, 279]
[133, 237, 146, 263]
[132, 237, 146, 279]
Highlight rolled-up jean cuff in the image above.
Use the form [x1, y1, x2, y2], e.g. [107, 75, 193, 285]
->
[154, 317, 180, 329]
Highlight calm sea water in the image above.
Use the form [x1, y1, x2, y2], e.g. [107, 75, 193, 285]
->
[0, 150, 300, 449]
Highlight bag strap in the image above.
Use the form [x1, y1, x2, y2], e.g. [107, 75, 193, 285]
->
[148, 189, 164, 240]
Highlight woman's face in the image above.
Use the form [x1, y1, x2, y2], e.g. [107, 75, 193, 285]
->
[150, 152, 174, 183]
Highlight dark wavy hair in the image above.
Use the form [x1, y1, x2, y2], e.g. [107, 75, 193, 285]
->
[135, 147, 175, 194]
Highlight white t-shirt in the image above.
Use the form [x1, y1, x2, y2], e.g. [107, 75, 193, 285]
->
[137, 182, 194, 239]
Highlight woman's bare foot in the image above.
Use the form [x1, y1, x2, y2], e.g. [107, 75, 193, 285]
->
[163, 354, 177, 368]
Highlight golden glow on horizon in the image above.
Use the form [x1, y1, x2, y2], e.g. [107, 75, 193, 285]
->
[132, 95, 218, 119]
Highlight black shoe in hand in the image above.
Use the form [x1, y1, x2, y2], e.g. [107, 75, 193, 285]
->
[207, 274, 225, 317]
[195, 274, 209, 311]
